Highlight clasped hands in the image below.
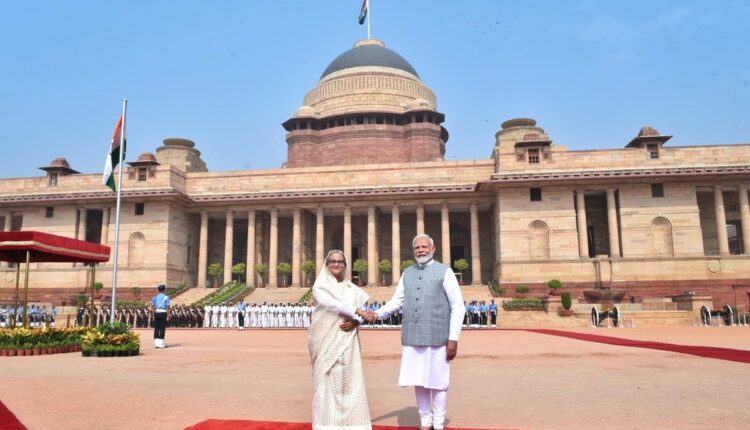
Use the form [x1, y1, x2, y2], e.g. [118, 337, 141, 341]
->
[356, 308, 379, 323]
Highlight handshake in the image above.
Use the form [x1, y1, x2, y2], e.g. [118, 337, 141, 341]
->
[355, 308, 380, 323]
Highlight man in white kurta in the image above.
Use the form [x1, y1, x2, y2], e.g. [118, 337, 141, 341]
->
[373, 234, 464, 430]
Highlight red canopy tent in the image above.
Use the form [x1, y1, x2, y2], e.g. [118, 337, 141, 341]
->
[0, 231, 110, 327]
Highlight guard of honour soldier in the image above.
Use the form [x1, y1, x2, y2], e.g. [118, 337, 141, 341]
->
[4, 299, 500, 330]
[0, 304, 57, 327]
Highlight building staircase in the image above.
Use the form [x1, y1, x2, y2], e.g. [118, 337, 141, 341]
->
[171, 287, 213, 306]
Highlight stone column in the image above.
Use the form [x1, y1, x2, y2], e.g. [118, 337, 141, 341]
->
[100, 208, 110, 246]
[198, 211, 208, 288]
[223, 210, 234, 285]
[739, 184, 750, 255]
[292, 208, 301, 287]
[494, 189, 502, 280]
[441, 202, 451, 266]
[391, 204, 401, 286]
[269, 209, 278, 287]
[77, 208, 88, 242]
[714, 186, 730, 255]
[368, 206, 378, 286]
[246, 209, 256, 287]
[344, 206, 352, 278]
[316, 207, 325, 274]
[470, 203, 481, 285]
[606, 189, 621, 257]
[2, 213, 10, 232]
[416, 203, 425, 235]
[1, 214, 11, 268]
[576, 191, 589, 258]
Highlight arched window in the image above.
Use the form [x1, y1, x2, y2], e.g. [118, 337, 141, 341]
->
[650, 217, 674, 256]
[528, 220, 550, 260]
[128, 232, 145, 267]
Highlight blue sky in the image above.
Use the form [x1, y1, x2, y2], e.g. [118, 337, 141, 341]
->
[1, 0, 749, 178]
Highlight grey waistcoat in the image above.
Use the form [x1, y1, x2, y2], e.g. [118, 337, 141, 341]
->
[401, 261, 450, 347]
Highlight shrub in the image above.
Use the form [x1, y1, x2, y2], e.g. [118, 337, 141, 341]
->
[231, 263, 247, 283]
[400, 260, 415, 272]
[488, 280, 505, 297]
[561, 292, 572, 310]
[502, 298, 544, 311]
[453, 258, 469, 272]
[547, 279, 562, 290]
[515, 285, 530, 295]
[298, 288, 313, 304]
[92, 282, 104, 292]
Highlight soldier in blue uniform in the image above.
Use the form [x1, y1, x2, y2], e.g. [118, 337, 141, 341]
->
[151, 284, 170, 348]
[237, 301, 246, 330]
[489, 299, 498, 328]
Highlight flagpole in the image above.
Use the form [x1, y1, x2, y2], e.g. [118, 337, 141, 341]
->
[367, 0, 371, 39]
[110, 99, 127, 322]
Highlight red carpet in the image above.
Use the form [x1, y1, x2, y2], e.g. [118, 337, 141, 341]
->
[185, 419, 501, 430]
[525, 329, 750, 364]
[0, 401, 27, 430]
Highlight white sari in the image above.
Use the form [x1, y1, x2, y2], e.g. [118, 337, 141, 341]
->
[308, 266, 371, 430]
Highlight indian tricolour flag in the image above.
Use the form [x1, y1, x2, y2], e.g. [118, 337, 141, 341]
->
[358, 0, 368, 25]
[102, 115, 126, 192]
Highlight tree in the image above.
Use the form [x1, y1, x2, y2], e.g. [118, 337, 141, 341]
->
[207, 263, 223, 287]
[400, 259, 415, 272]
[231, 263, 247, 283]
[352, 258, 368, 286]
[378, 259, 392, 286]
[277, 262, 292, 287]
[301, 260, 315, 287]
[453, 258, 469, 285]
[254, 262, 268, 287]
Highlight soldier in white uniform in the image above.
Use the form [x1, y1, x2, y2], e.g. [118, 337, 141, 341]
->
[260, 302, 269, 328]
[218, 303, 227, 328]
[210, 304, 219, 328]
[243, 302, 251, 328]
[203, 304, 211, 328]
[227, 303, 235, 329]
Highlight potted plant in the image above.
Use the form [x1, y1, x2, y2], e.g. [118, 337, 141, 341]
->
[515, 284, 530, 299]
[301, 260, 315, 287]
[92, 282, 104, 299]
[547, 279, 562, 296]
[76, 293, 88, 307]
[378, 259, 392, 286]
[560, 292, 574, 316]
[453, 258, 469, 285]
[254, 262, 268, 288]
[131, 286, 142, 301]
[207, 263, 223, 288]
[277, 262, 292, 287]
[400, 259, 415, 272]
[352, 258, 368, 287]
[231, 262, 246, 283]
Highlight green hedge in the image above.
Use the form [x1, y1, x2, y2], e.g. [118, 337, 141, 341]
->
[501, 298, 544, 311]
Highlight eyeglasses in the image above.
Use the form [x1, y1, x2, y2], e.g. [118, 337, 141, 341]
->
[327, 260, 345, 265]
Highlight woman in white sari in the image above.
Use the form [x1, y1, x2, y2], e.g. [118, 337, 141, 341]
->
[308, 250, 372, 430]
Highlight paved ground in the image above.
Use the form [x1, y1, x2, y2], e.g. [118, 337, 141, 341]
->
[2, 326, 750, 430]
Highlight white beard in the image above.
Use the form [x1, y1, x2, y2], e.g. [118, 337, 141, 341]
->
[415, 253, 434, 265]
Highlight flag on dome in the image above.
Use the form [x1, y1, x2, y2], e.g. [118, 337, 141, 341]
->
[103, 114, 126, 192]
[358, 0, 368, 25]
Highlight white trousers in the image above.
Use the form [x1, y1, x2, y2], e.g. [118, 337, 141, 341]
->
[415, 386, 447, 429]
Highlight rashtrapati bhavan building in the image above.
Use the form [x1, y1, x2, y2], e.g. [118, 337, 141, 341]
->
[1, 39, 749, 311]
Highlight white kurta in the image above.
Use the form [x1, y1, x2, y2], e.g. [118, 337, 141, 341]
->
[377, 260, 464, 390]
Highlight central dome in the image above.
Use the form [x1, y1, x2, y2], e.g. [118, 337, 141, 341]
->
[320, 39, 419, 79]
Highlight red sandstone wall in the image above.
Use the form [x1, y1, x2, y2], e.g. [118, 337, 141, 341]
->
[286, 123, 444, 168]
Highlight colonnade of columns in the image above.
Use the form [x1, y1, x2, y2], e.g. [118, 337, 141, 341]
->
[714, 184, 750, 256]
[574, 185, 750, 258]
[196, 202, 485, 288]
